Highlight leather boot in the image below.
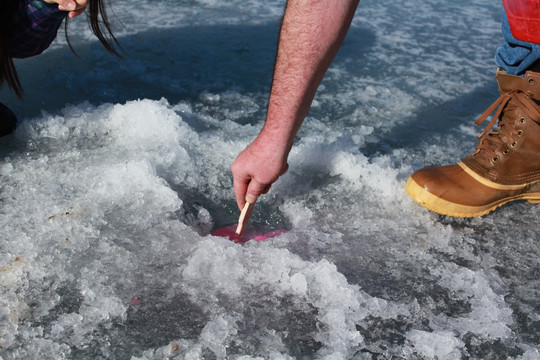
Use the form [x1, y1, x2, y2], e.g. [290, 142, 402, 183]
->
[405, 69, 540, 217]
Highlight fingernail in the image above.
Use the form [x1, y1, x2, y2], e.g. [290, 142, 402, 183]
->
[246, 194, 257, 203]
[68, 1, 76, 10]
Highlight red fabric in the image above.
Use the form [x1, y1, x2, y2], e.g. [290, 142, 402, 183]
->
[503, 0, 540, 44]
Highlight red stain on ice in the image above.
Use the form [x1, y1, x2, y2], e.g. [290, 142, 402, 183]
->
[211, 224, 287, 243]
[130, 297, 141, 305]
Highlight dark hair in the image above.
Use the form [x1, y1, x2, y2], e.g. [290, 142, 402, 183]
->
[1, 0, 121, 98]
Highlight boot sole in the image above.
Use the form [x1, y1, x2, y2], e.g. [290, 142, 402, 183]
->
[404, 176, 540, 217]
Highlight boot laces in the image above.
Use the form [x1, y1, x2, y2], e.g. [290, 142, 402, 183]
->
[473, 90, 540, 159]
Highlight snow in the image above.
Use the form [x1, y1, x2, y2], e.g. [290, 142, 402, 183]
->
[1, 0, 538, 359]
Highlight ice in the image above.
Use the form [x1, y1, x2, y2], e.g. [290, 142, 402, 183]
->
[518, 349, 540, 360]
[406, 330, 465, 359]
[0, 0, 538, 358]
[181, 240, 378, 357]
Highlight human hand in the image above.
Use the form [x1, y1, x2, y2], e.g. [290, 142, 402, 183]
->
[43, 0, 88, 18]
[231, 137, 289, 210]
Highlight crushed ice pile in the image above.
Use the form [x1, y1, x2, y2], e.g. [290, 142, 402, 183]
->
[0, 0, 539, 359]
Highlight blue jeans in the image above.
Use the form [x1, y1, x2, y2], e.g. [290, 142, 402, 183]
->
[495, 13, 540, 75]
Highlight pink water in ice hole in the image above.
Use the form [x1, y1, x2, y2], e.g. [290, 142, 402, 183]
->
[211, 224, 287, 243]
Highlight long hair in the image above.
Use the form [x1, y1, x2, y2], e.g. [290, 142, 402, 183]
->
[1, 0, 121, 98]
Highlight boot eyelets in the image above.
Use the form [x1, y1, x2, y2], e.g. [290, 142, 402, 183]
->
[520, 116, 527, 124]
[492, 156, 500, 162]
[529, 78, 535, 85]
[518, 130, 524, 137]
[511, 141, 518, 148]
[503, 148, 510, 154]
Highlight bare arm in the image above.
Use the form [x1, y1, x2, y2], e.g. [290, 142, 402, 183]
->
[231, 0, 360, 209]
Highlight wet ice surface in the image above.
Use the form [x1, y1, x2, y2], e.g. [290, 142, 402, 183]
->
[1, 0, 539, 359]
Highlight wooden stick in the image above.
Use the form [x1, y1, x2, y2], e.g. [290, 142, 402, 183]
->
[235, 201, 254, 236]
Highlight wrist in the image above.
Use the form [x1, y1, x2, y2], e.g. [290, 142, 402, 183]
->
[257, 124, 294, 156]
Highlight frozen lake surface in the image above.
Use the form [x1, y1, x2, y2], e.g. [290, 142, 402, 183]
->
[1, 0, 539, 359]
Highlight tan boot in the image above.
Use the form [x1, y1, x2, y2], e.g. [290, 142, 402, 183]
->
[405, 69, 540, 217]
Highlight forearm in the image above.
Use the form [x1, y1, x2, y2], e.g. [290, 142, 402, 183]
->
[9, 0, 67, 58]
[231, 0, 359, 208]
[259, 0, 360, 153]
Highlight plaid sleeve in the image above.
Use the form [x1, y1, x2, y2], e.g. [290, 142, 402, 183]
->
[8, 0, 67, 58]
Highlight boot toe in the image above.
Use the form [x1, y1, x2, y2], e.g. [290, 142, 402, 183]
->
[405, 164, 517, 217]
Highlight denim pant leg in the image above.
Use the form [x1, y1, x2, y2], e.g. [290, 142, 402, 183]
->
[495, 13, 540, 75]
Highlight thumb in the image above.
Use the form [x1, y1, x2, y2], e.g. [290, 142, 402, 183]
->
[57, 0, 76, 10]
[245, 179, 269, 204]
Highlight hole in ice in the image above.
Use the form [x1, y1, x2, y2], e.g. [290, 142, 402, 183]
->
[174, 185, 292, 241]
[209, 200, 292, 243]
[211, 223, 287, 243]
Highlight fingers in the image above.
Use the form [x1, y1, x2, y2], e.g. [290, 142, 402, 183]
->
[280, 163, 289, 176]
[232, 172, 250, 210]
[55, 0, 88, 17]
[56, 0, 77, 11]
[232, 173, 270, 210]
[246, 179, 270, 203]
[230, 140, 290, 210]
[232, 161, 289, 209]
[262, 184, 272, 194]
[68, 8, 86, 18]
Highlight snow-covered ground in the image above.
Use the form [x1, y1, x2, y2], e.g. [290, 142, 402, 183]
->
[1, 0, 538, 358]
